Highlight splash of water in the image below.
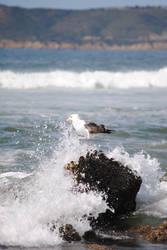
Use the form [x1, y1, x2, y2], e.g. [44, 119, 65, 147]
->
[1, 125, 167, 247]
[108, 146, 167, 218]
[0, 126, 107, 247]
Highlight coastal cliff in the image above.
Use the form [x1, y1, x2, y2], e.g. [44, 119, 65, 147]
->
[0, 5, 167, 50]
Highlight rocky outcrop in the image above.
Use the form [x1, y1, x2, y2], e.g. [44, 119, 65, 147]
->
[133, 221, 167, 242]
[59, 224, 81, 242]
[49, 151, 142, 242]
[66, 150, 142, 228]
[50, 223, 81, 242]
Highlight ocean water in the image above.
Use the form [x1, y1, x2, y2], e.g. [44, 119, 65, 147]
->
[0, 49, 167, 250]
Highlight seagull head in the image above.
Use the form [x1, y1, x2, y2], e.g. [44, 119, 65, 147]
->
[66, 114, 80, 122]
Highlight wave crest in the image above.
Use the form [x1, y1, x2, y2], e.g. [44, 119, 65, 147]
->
[1, 67, 167, 89]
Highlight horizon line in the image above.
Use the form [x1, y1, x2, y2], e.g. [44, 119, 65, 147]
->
[0, 3, 167, 11]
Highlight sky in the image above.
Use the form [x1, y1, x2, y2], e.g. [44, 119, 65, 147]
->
[0, 0, 167, 9]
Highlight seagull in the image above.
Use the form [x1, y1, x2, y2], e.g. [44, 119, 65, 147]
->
[66, 114, 114, 140]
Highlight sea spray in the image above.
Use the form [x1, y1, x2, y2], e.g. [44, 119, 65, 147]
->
[108, 147, 167, 218]
[0, 126, 107, 247]
[0, 124, 167, 246]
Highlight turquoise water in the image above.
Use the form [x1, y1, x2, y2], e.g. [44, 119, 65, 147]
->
[0, 49, 167, 249]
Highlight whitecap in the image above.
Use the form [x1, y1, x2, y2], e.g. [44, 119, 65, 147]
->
[0, 67, 167, 89]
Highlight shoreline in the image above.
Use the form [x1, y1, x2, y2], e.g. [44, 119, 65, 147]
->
[1, 40, 167, 50]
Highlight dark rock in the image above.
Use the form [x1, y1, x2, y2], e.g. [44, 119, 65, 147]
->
[49, 222, 81, 242]
[59, 224, 81, 242]
[67, 150, 142, 228]
[83, 230, 98, 242]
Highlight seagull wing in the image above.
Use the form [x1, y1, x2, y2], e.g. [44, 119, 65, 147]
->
[85, 122, 114, 134]
[85, 122, 101, 133]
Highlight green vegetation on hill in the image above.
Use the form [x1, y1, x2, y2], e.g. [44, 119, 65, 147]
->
[0, 5, 167, 48]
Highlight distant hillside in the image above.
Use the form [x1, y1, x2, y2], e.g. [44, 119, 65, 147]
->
[0, 4, 167, 50]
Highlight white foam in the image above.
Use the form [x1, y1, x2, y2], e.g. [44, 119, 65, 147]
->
[0, 172, 31, 179]
[1, 67, 167, 89]
[142, 140, 167, 149]
[0, 127, 108, 247]
[0, 171, 32, 189]
[1, 128, 167, 247]
[108, 147, 167, 218]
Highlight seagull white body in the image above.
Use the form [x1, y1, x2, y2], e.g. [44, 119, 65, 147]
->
[66, 114, 90, 139]
[66, 114, 114, 140]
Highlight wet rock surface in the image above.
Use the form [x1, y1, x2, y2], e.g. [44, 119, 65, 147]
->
[50, 223, 81, 242]
[86, 243, 115, 250]
[83, 230, 98, 242]
[59, 224, 81, 242]
[67, 150, 142, 228]
[57, 150, 142, 243]
[133, 221, 167, 242]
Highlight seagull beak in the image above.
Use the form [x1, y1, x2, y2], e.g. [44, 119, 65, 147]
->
[66, 118, 70, 122]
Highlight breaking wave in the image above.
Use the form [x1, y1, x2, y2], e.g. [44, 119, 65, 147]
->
[0, 123, 167, 247]
[1, 67, 167, 89]
[108, 147, 167, 218]
[0, 128, 108, 247]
